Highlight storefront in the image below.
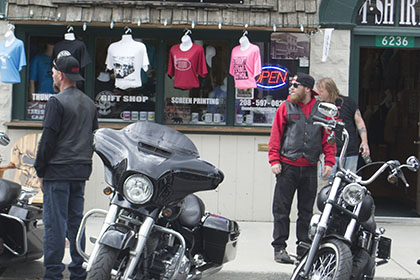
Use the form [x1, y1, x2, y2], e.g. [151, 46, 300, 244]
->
[320, 0, 420, 216]
[0, 0, 326, 221]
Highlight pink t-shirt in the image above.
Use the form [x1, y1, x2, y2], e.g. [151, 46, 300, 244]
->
[229, 43, 262, 89]
[167, 43, 207, 90]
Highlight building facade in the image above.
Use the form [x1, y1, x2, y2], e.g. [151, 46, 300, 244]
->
[0, 0, 417, 221]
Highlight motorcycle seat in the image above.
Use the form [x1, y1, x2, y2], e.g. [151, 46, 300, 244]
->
[0, 179, 22, 209]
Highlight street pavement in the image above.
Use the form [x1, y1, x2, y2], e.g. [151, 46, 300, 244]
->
[1, 217, 420, 280]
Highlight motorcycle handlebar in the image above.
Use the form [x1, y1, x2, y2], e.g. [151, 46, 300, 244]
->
[360, 159, 418, 187]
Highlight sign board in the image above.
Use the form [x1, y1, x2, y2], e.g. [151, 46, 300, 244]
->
[376, 35, 414, 48]
[358, 0, 420, 27]
[256, 65, 288, 90]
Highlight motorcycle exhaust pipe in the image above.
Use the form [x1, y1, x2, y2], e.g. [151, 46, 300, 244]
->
[187, 264, 223, 280]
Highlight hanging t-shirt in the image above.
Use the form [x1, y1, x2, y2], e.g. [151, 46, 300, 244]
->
[167, 43, 207, 90]
[229, 43, 262, 89]
[52, 39, 91, 68]
[106, 39, 149, 90]
[29, 53, 54, 94]
[0, 38, 26, 83]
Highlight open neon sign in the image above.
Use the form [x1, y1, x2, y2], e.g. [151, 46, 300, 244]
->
[256, 65, 288, 90]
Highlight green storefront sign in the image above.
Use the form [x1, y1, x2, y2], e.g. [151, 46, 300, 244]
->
[376, 35, 414, 48]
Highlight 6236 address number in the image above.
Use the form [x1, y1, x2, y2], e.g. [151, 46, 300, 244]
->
[376, 35, 414, 48]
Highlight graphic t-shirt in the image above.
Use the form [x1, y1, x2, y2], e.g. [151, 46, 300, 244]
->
[229, 43, 262, 89]
[0, 38, 26, 83]
[167, 43, 207, 90]
[106, 39, 149, 90]
[29, 53, 54, 94]
[52, 39, 91, 68]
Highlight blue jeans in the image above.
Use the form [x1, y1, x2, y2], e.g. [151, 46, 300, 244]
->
[319, 155, 359, 180]
[43, 181, 87, 280]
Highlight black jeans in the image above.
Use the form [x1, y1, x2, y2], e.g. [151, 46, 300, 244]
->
[272, 163, 317, 252]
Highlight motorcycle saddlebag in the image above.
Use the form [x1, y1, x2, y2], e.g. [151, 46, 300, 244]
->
[377, 236, 391, 260]
[202, 214, 240, 265]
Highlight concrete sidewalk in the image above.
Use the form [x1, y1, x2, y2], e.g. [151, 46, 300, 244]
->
[1, 218, 420, 279]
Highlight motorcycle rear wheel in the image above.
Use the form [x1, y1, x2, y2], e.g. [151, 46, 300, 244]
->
[290, 239, 352, 280]
[87, 244, 119, 280]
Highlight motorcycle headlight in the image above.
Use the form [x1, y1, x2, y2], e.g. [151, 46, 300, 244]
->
[123, 174, 154, 204]
[342, 183, 365, 206]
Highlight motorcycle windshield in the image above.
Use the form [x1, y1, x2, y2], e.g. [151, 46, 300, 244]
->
[94, 122, 223, 199]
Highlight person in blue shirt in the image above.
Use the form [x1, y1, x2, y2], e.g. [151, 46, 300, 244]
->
[29, 42, 55, 99]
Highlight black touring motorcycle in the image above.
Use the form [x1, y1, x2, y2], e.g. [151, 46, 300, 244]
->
[76, 122, 240, 280]
[290, 102, 419, 280]
[0, 132, 43, 275]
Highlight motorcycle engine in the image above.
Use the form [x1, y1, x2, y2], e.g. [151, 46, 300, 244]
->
[148, 246, 191, 280]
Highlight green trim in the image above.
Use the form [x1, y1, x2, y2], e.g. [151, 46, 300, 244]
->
[319, 0, 364, 28]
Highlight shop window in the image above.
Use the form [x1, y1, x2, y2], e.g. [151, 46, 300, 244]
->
[164, 39, 228, 125]
[26, 36, 61, 120]
[94, 37, 157, 122]
[233, 33, 310, 126]
[21, 28, 310, 130]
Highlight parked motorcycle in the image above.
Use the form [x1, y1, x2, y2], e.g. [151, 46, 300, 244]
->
[76, 122, 240, 280]
[290, 102, 420, 280]
[0, 132, 43, 274]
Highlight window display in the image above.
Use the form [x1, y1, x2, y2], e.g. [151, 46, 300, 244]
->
[94, 35, 157, 122]
[164, 36, 227, 125]
[167, 30, 207, 90]
[105, 27, 150, 90]
[229, 31, 262, 90]
[234, 33, 310, 126]
[52, 26, 91, 69]
[0, 24, 26, 84]
[22, 27, 311, 129]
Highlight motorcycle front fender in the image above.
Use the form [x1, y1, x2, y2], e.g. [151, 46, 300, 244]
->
[99, 224, 135, 250]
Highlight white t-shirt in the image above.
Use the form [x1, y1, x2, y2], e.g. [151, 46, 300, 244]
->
[105, 38, 149, 90]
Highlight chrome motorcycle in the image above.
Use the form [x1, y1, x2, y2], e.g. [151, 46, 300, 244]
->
[0, 132, 43, 275]
[76, 122, 240, 280]
[290, 102, 419, 280]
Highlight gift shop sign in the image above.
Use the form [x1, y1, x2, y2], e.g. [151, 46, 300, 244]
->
[359, 0, 420, 26]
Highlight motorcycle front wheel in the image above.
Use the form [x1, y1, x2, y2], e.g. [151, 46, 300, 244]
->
[290, 239, 352, 280]
[87, 244, 120, 280]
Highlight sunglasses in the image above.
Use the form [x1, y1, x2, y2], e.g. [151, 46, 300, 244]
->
[290, 82, 302, 88]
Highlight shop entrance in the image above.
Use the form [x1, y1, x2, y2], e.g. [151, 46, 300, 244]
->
[359, 48, 420, 217]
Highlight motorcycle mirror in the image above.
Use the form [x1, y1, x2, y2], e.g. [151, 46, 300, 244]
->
[406, 156, 419, 172]
[0, 132, 10, 146]
[318, 102, 338, 118]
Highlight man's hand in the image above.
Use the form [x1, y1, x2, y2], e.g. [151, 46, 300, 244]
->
[359, 143, 370, 157]
[322, 165, 333, 178]
[271, 163, 282, 175]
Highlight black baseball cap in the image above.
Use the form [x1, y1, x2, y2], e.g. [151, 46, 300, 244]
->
[52, 55, 84, 82]
[294, 72, 318, 95]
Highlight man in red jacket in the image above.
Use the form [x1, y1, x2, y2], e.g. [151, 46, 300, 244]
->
[268, 73, 336, 264]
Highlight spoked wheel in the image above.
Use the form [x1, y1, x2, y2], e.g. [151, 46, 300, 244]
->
[290, 239, 352, 280]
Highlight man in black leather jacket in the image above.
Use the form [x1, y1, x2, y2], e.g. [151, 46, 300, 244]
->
[35, 54, 98, 280]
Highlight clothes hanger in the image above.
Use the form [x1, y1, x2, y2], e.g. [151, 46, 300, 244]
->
[180, 29, 193, 51]
[64, 25, 75, 40]
[124, 26, 132, 35]
[239, 30, 250, 50]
